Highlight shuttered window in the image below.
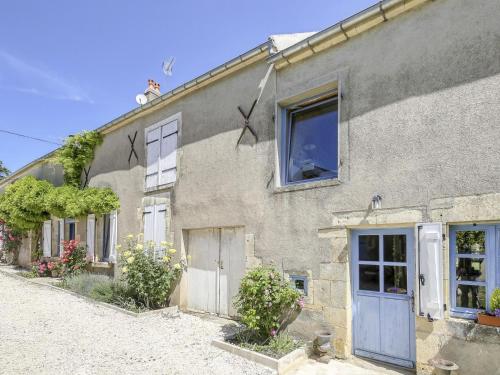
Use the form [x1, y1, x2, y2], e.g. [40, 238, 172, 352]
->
[43, 220, 52, 257]
[449, 225, 497, 319]
[145, 114, 179, 189]
[58, 219, 64, 257]
[86, 215, 95, 261]
[143, 204, 167, 259]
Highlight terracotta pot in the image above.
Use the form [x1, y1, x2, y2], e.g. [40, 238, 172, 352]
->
[477, 313, 500, 327]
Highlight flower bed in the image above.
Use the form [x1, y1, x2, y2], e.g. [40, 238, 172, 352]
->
[216, 265, 306, 366]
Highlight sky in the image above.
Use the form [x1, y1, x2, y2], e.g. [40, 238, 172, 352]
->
[0, 0, 375, 172]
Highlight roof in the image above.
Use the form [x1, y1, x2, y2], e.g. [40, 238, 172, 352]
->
[2, 0, 434, 185]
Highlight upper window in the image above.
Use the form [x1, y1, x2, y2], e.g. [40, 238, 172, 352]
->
[282, 96, 338, 185]
[450, 225, 498, 319]
[145, 114, 179, 189]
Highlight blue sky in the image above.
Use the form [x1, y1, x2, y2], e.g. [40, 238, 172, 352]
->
[0, 0, 374, 172]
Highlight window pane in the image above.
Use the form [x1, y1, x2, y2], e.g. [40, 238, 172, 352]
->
[455, 230, 485, 254]
[359, 235, 379, 261]
[288, 100, 338, 182]
[359, 265, 379, 291]
[384, 266, 407, 294]
[456, 284, 486, 310]
[456, 258, 486, 282]
[383, 235, 407, 262]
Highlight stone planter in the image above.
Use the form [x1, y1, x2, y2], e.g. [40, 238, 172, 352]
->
[212, 338, 307, 374]
[477, 313, 500, 327]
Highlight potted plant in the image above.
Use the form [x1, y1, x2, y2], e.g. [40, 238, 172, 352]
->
[47, 260, 62, 277]
[477, 288, 500, 327]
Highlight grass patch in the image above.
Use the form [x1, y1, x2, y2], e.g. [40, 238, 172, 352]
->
[59, 273, 148, 313]
[229, 331, 302, 359]
[18, 270, 37, 279]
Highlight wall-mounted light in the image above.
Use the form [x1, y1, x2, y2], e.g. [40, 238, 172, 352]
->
[372, 194, 383, 210]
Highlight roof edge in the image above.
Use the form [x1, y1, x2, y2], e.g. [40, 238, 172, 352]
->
[268, 0, 433, 68]
[2, 41, 272, 185]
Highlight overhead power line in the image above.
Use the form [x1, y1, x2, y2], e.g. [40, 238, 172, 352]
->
[0, 129, 62, 146]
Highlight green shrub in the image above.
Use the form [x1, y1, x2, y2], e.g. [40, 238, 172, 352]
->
[61, 273, 112, 296]
[119, 236, 186, 309]
[490, 288, 500, 315]
[234, 266, 303, 339]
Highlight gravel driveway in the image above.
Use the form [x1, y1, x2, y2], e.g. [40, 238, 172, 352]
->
[0, 272, 273, 375]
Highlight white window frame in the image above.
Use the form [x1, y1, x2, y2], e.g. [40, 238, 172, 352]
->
[144, 112, 181, 190]
[449, 224, 498, 319]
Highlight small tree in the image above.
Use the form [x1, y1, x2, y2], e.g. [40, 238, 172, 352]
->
[234, 266, 303, 340]
[0, 161, 10, 180]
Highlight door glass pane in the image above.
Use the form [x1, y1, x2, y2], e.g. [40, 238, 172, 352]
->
[384, 266, 407, 294]
[455, 230, 485, 254]
[359, 235, 379, 261]
[383, 235, 406, 262]
[288, 100, 338, 182]
[455, 258, 486, 282]
[359, 265, 379, 291]
[456, 285, 486, 309]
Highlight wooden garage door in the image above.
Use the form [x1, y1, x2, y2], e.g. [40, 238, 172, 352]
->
[187, 227, 245, 317]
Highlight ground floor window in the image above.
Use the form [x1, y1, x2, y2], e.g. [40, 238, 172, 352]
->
[449, 225, 498, 319]
[102, 213, 111, 261]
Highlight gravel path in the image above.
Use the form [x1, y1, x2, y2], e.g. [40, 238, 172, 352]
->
[0, 272, 273, 375]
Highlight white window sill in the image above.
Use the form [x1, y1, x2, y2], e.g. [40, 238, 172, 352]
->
[145, 182, 175, 194]
[274, 178, 340, 194]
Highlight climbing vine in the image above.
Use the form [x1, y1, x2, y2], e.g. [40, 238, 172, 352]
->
[54, 130, 103, 187]
[0, 130, 120, 250]
[0, 176, 52, 231]
[0, 176, 120, 234]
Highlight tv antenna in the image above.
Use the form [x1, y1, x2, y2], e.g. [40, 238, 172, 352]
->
[162, 57, 175, 77]
[135, 94, 147, 106]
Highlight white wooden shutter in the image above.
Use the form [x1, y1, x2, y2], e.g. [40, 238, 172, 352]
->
[43, 220, 52, 257]
[86, 215, 95, 261]
[58, 219, 64, 257]
[108, 211, 118, 263]
[159, 121, 178, 185]
[418, 223, 444, 320]
[155, 204, 167, 245]
[146, 127, 161, 188]
[143, 206, 154, 244]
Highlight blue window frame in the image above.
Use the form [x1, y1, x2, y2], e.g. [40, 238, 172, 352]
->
[449, 225, 498, 319]
[280, 94, 339, 186]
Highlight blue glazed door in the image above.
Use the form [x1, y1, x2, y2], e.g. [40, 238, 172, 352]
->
[352, 228, 416, 368]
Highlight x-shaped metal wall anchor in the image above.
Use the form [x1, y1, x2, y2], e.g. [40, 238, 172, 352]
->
[82, 166, 91, 188]
[236, 99, 258, 147]
[128, 131, 138, 165]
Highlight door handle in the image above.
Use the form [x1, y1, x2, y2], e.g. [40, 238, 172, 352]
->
[220, 260, 224, 270]
[410, 290, 415, 312]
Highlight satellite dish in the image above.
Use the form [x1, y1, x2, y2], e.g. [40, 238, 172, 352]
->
[162, 57, 175, 76]
[135, 94, 147, 105]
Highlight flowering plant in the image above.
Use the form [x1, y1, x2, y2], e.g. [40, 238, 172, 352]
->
[61, 240, 87, 276]
[32, 260, 50, 277]
[0, 219, 22, 254]
[234, 266, 303, 340]
[118, 235, 186, 309]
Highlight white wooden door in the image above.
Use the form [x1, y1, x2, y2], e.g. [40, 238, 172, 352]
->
[187, 228, 219, 314]
[187, 227, 245, 316]
[219, 228, 246, 316]
[352, 228, 415, 368]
